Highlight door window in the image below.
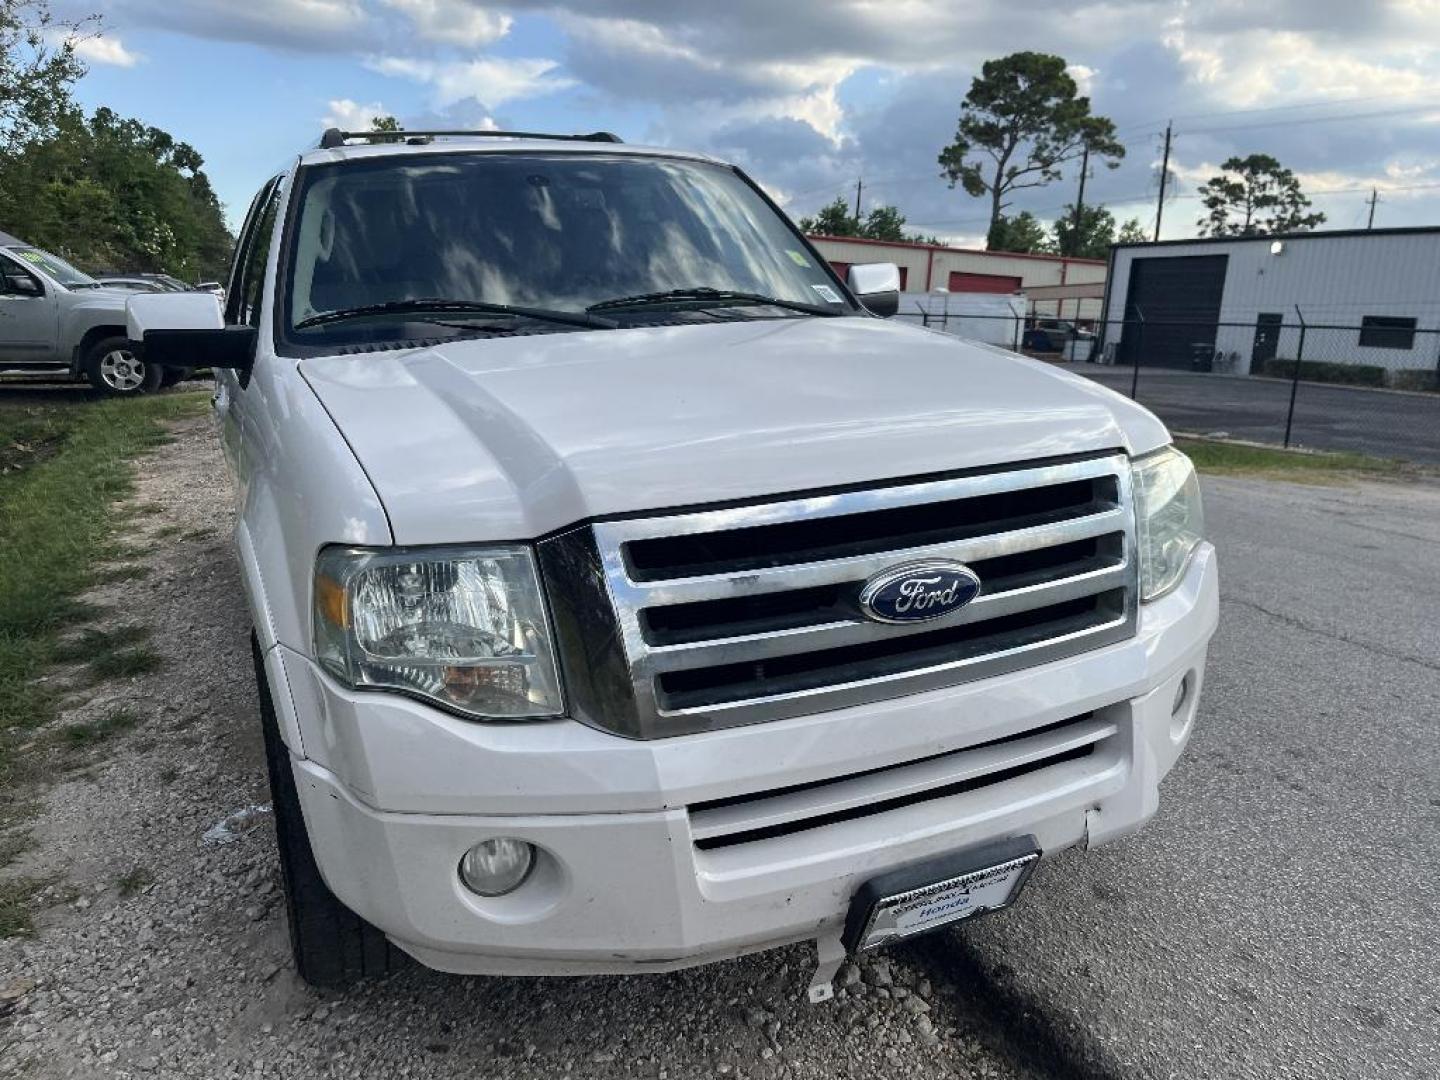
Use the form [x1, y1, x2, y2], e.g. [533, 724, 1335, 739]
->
[227, 178, 283, 327]
[0, 255, 43, 296]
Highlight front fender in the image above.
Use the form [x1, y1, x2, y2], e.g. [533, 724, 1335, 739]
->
[231, 356, 392, 752]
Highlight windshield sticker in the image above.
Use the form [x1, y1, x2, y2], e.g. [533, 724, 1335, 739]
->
[786, 249, 811, 268]
[811, 284, 842, 304]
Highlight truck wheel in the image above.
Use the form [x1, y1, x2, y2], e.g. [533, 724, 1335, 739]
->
[83, 336, 163, 397]
[252, 634, 398, 988]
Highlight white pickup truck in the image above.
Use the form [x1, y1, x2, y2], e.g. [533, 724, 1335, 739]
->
[128, 129, 1217, 999]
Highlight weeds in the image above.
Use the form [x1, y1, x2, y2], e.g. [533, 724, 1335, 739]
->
[55, 707, 144, 750]
[89, 648, 162, 680]
[0, 876, 51, 937]
[116, 866, 154, 898]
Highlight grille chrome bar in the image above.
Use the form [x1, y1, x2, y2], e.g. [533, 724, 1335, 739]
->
[619, 506, 1127, 607]
[647, 560, 1129, 671]
[584, 453, 1138, 738]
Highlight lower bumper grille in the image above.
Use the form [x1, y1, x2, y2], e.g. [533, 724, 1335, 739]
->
[689, 712, 1117, 850]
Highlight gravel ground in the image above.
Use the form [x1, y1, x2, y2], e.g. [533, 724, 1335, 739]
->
[0, 414, 1025, 1080]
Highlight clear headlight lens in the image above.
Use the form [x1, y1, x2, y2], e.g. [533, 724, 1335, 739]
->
[1131, 447, 1205, 602]
[313, 545, 563, 719]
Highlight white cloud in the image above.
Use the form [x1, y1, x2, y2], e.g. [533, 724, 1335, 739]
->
[367, 55, 574, 108]
[322, 98, 391, 130]
[378, 0, 511, 46]
[72, 34, 144, 67]
[1067, 63, 1097, 96]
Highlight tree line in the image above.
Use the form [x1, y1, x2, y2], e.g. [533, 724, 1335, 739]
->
[0, 0, 232, 281]
[799, 50, 1328, 258]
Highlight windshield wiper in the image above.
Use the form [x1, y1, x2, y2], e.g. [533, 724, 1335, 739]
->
[587, 287, 842, 317]
[294, 298, 616, 331]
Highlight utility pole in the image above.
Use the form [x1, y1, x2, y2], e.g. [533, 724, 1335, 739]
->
[853, 177, 863, 227]
[1069, 144, 1090, 256]
[1153, 122, 1172, 243]
[1366, 188, 1379, 229]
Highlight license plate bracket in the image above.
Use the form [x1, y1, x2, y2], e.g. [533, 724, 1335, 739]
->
[843, 836, 1040, 955]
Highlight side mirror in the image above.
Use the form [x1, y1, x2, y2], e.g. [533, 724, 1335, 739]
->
[847, 263, 901, 317]
[126, 291, 254, 371]
[3, 273, 42, 296]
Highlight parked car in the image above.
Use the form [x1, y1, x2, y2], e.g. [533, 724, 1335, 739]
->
[0, 232, 173, 394]
[128, 128, 1218, 998]
[1023, 317, 1094, 353]
[93, 272, 191, 294]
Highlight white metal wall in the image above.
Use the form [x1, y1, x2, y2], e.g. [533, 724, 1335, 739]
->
[1104, 232, 1440, 374]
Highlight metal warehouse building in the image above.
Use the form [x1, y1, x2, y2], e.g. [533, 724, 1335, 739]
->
[1100, 226, 1440, 381]
[807, 235, 1108, 320]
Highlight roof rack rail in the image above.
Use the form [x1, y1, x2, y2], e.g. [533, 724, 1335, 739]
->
[318, 128, 622, 150]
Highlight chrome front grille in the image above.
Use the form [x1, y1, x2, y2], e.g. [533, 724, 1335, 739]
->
[541, 453, 1137, 739]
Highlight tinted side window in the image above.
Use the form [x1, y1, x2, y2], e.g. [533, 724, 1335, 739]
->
[227, 178, 283, 326]
[0, 254, 42, 296]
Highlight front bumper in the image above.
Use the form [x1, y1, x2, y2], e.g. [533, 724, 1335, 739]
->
[278, 544, 1218, 976]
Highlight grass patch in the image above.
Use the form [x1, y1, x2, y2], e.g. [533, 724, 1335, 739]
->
[93, 564, 153, 585]
[55, 707, 144, 750]
[52, 626, 160, 682]
[0, 876, 48, 936]
[89, 648, 162, 680]
[51, 624, 153, 663]
[1177, 438, 1415, 482]
[116, 866, 154, 898]
[0, 830, 33, 869]
[0, 391, 206, 792]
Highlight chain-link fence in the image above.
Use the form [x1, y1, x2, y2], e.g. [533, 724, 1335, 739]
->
[894, 309, 1440, 464]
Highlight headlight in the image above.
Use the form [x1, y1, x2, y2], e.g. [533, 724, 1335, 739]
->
[313, 545, 563, 719]
[1131, 447, 1205, 602]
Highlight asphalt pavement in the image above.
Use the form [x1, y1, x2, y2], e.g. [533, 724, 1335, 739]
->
[1061, 365, 1440, 464]
[910, 473, 1440, 1079]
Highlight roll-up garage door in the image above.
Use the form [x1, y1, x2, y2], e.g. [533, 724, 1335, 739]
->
[1117, 255, 1228, 369]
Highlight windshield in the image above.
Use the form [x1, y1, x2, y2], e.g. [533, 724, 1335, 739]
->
[284, 152, 850, 336]
[12, 247, 97, 288]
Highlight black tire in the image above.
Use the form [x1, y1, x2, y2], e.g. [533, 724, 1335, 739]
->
[252, 634, 397, 988]
[159, 366, 187, 388]
[82, 335, 163, 397]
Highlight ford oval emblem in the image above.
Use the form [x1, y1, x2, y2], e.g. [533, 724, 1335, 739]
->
[858, 561, 981, 624]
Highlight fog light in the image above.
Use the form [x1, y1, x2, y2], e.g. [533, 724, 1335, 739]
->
[459, 838, 535, 897]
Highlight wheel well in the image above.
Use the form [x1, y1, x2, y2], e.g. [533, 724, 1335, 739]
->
[75, 326, 129, 369]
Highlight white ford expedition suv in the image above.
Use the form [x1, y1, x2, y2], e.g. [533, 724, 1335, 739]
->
[128, 129, 1217, 998]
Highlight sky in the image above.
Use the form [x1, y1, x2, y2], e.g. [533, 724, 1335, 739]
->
[55, 0, 1440, 245]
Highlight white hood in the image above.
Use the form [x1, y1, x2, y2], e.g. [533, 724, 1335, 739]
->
[299, 317, 1168, 545]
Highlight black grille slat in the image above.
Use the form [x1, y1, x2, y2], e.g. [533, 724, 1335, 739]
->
[656, 591, 1124, 712]
[693, 743, 1097, 851]
[625, 477, 1116, 581]
[638, 534, 1124, 647]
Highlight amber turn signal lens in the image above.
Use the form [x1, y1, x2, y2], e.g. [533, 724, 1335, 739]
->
[314, 573, 349, 629]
